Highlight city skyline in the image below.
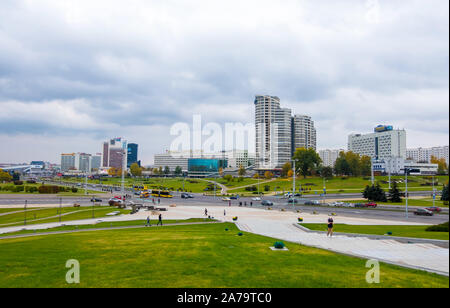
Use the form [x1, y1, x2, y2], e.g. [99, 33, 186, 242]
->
[0, 1, 448, 165]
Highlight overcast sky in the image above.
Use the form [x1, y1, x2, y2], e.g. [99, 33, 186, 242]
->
[0, 0, 448, 165]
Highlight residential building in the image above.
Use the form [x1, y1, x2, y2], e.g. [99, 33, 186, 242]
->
[373, 158, 438, 175]
[319, 149, 344, 168]
[348, 125, 406, 160]
[292, 115, 317, 154]
[254, 95, 292, 169]
[61, 154, 76, 172]
[406, 146, 449, 165]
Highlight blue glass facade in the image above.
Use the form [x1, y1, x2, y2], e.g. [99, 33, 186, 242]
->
[188, 159, 228, 173]
[127, 143, 139, 167]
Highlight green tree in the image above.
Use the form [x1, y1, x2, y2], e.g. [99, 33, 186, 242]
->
[431, 156, 449, 175]
[364, 183, 387, 202]
[320, 166, 333, 178]
[174, 166, 183, 176]
[388, 181, 402, 203]
[442, 183, 449, 202]
[293, 148, 322, 178]
[223, 174, 233, 182]
[164, 166, 170, 175]
[264, 171, 273, 180]
[130, 163, 142, 177]
[334, 151, 351, 176]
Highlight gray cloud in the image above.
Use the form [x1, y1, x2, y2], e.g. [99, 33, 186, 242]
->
[0, 0, 448, 164]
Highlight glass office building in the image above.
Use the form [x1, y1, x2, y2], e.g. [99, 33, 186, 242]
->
[188, 159, 228, 176]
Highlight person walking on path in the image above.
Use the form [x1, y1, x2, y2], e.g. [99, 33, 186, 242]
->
[205, 208, 208, 216]
[157, 214, 163, 226]
[327, 217, 334, 237]
[228, 200, 231, 207]
[224, 209, 226, 217]
[158, 198, 161, 205]
[146, 216, 151, 227]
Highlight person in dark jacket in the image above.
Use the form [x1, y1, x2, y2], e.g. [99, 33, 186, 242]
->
[157, 214, 163, 226]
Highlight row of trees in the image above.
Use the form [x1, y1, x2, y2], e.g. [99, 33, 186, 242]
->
[279, 148, 371, 179]
[363, 182, 403, 203]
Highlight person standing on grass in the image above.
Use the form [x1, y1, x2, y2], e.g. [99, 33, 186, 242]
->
[157, 214, 163, 226]
[146, 216, 151, 227]
[327, 217, 334, 237]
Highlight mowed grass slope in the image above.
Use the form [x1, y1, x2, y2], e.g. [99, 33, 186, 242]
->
[301, 224, 449, 240]
[0, 223, 448, 288]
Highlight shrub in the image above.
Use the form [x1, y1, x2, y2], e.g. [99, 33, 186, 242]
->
[71, 187, 78, 193]
[25, 186, 38, 193]
[264, 185, 270, 192]
[38, 185, 60, 194]
[14, 180, 23, 185]
[2, 185, 15, 192]
[26, 180, 36, 184]
[237, 232, 243, 236]
[274, 241, 285, 249]
[426, 222, 449, 232]
[12, 185, 24, 192]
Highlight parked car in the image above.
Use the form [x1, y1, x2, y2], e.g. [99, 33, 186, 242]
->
[330, 202, 344, 207]
[425, 206, 442, 213]
[414, 208, 434, 216]
[355, 203, 367, 208]
[261, 200, 274, 206]
[366, 202, 378, 208]
[342, 203, 354, 208]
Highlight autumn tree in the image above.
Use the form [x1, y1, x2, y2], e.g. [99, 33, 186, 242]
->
[130, 163, 143, 177]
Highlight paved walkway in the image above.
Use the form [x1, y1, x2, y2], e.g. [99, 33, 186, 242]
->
[0, 205, 447, 275]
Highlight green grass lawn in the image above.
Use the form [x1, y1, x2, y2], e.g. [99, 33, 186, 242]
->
[301, 224, 449, 240]
[341, 199, 448, 208]
[0, 206, 130, 227]
[0, 223, 447, 288]
[2, 218, 216, 237]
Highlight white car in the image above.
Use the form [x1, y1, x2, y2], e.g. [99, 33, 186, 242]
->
[342, 203, 354, 208]
[252, 197, 262, 201]
[330, 202, 344, 207]
[222, 197, 231, 202]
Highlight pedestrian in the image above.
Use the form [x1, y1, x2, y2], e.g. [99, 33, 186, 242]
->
[250, 202, 253, 207]
[146, 216, 151, 227]
[158, 198, 160, 205]
[157, 214, 163, 226]
[224, 209, 226, 216]
[205, 208, 208, 216]
[327, 217, 334, 237]
[228, 200, 231, 207]
[244, 202, 247, 206]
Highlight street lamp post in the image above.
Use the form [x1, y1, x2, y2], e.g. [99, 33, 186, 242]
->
[59, 197, 62, 223]
[405, 168, 409, 219]
[24, 200, 27, 226]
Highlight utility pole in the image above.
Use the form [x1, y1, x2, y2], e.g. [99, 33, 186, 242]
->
[371, 158, 375, 185]
[388, 157, 392, 190]
[85, 172, 88, 195]
[59, 197, 62, 223]
[432, 175, 436, 208]
[24, 200, 27, 226]
[405, 168, 409, 219]
[121, 140, 127, 201]
[292, 160, 296, 204]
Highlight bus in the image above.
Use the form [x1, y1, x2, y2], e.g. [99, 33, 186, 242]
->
[133, 185, 148, 192]
[151, 190, 173, 198]
[140, 191, 150, 199]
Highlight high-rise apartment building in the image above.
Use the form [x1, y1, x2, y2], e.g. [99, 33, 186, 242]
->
[318, 149, 344, 167]
[292, 115, 317, 154]
[254, 95, 317, 169]
[348, 125, 406, 160]
[255, 95, 292, 169]
[61, 154, 76, 172]
[60, 153, 101, 172]
[406, 146, 449, 165]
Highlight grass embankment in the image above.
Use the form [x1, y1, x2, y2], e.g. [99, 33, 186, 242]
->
[0, 206, 130, 227]
[301, 224, 449, 241]
[1, 218, 216, 237]
[0, 223, 448, 288]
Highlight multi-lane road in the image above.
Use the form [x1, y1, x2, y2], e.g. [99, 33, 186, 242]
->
[0, 191, 448, 225]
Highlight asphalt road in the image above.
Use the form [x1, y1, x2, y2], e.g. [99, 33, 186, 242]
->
[1, 192, 447, 225]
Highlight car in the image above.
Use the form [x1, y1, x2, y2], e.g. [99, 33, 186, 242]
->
[342, 203, 354, 208]
[355, 203, 367, 208]
[252, 197, 262, 201]
[108, 198, 123, 206]
[230, 195, 240, 200]
[181, 193, 194, 199]
[414, 208, 434, 216]
[425, 207, 442, 213]
[304, 201, 314, 206]
[222, 197, 231, 202]
[90, 198, 102, 203]
[261, 200, 274, 206]
[330, 202, 344, 207]
[366, 202, 378, 208]
[287, 198, 299, 204]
